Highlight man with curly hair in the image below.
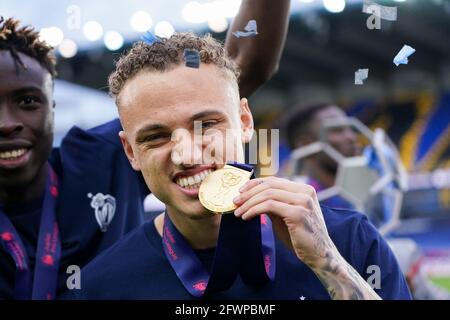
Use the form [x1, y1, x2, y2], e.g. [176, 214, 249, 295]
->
[0, 0, 290, 300]
[66, 32, 411, 300]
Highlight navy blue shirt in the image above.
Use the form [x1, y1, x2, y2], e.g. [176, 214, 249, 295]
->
[0, 119, 147, 299]
[66, 206, 412, 300]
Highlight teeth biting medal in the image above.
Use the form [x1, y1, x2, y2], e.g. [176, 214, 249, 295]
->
[199, 163, 253, 214]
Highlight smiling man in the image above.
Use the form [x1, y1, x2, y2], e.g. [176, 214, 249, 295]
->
[67, 33, 411, 300]
[0, 17, 145, 300]
[0, 0, 290, 300]
[0, 50, 53, 201]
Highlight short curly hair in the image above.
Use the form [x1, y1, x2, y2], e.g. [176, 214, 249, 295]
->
[108, 32, 240, 102]
[0, 17, 57, 78]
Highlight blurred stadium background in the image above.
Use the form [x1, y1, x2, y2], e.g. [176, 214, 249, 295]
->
[1, 0, 449, 299]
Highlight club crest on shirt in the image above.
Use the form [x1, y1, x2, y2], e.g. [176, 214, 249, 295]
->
[87, 193, 116, 232]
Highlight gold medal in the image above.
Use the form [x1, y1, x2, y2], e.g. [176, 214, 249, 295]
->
[199, 164, 252, 214]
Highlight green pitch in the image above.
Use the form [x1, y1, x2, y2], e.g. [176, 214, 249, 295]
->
[430, 277, 450, 292]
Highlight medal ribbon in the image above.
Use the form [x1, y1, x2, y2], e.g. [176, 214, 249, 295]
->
[0, 165, 61, 300]
[162, 161, 275, 297]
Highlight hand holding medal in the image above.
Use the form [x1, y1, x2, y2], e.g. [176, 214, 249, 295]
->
[232, 175, 340, 272]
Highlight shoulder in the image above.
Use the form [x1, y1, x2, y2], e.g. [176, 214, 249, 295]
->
[54, 118, 128, 176]
[60, 118, 123, 148]
[83, 221, 153, 273]
[62, 223, 147, 299]
[76, 218, 164, 292]
[85, 118, 123, 147]
[322, 205, 382, 250]
[321, 205, 371, 238]
[321, 205, 383, 271]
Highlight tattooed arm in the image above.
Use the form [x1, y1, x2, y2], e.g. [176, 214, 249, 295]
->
[311, 248, 381, 300]
[233, 176, 381, 300]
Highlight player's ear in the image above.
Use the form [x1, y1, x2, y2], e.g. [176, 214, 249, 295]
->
[119, 131, 140, 171]
[240, 98, 254, 143]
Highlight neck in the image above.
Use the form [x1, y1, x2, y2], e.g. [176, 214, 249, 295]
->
[0, 163, 48, 204]
[155, 209, 221, 250]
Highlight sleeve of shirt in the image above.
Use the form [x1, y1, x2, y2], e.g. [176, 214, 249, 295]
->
[353, 216, 412, 300]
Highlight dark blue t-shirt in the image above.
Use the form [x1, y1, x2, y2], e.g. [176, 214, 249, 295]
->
[65, 206, 412, 300]
[0, 119, 148, 299]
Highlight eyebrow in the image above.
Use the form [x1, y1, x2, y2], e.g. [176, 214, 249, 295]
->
[7, 87, 48, 104]
[189, 110, 226, 122]
[8, 86, 44, 96]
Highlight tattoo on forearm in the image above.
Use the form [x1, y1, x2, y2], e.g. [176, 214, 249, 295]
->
[299, 199, 381, 300]
[315, 251, 380, 300]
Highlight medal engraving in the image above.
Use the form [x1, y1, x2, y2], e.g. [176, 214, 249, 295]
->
[199, 164, 252, 214]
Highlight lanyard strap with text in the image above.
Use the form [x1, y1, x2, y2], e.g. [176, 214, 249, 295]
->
[162, 162, 275, 297]
[0, 165, 61, 300]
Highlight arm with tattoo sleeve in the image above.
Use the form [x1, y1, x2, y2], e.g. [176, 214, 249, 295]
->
[234, 176, 382, 300]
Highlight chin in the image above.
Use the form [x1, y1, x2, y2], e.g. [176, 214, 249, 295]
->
[0, 167, 37, 188]
[179, 202, 216, 219]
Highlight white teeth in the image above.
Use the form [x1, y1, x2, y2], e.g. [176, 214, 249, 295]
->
[0, 148, 27, 160]
[175, 169, 214, 188]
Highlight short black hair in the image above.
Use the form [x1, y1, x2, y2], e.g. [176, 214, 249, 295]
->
[281, 103, 333, 149]
[0, 17, 57, 77]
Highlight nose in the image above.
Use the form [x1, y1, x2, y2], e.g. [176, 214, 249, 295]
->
[0, 106, 24, 138]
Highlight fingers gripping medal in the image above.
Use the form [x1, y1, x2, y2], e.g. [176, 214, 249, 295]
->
[199, 164, 252, 214]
